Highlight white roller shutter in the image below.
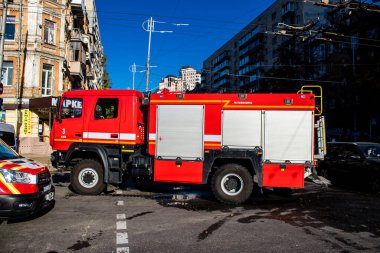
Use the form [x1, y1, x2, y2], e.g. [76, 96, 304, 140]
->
[263, 110, 313, 163]
[156, 105, 204, 160]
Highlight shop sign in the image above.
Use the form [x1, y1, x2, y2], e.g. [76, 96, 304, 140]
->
[23, 109, 32, 134]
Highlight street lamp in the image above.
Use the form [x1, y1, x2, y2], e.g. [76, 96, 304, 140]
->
[142, 17, 189, 91]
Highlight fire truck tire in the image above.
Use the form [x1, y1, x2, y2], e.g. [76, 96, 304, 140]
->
[71, 159, 106, 195]
[211, 163, 253, 205]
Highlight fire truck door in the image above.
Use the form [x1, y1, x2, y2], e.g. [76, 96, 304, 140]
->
[263, 110, 313, 163]
[222, 110, 262, 149]
[156, 105, 204, 160]
[84, 98, 120, 144]
[54, 97, 84, 150]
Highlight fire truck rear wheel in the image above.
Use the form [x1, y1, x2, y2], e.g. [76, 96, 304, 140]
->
[71, 159, 106, 195]
[211, 163, 253, 205]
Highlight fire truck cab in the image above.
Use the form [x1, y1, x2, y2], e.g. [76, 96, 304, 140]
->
[51, 89, 325, 204]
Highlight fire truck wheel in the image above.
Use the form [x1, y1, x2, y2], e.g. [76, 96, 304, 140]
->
[71, 159, 106, 195]
[211, 163, 253, 205]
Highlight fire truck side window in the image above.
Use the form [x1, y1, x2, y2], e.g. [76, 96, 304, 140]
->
[61, 98, 82, 119]
[94, 98, 118, 120]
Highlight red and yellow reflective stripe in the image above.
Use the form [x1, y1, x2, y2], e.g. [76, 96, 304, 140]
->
[11, 166, 27, 171]
[150, 99, 314, 110]
[0, 162, 12, 167]
[0, 173, 20, 194]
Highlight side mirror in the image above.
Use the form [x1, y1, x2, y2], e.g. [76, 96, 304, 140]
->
[55, 97, 62, 123]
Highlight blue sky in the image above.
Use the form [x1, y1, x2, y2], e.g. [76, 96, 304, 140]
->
[96, 0, 276, 91]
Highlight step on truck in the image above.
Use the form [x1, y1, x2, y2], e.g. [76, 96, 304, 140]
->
[50, 86, 326, 204]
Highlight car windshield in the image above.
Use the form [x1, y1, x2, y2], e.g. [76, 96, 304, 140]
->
[0, 139, 19, 160]
[358, 144, 380, 158]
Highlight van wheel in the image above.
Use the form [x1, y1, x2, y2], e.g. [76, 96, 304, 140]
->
[211, 163, 253, 205]
[71, 159, 106, 195]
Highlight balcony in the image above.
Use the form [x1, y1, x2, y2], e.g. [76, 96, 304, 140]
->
[69, 61, 85, 80]
[86, 65, 94, 80]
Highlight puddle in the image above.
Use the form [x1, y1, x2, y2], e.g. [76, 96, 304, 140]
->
[67, 240, 90, 251]
[126, 211, 154, 220]
[66, 230, 103, 251]
[198, 218, 228, 241]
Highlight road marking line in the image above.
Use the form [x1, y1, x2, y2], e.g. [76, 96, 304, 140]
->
[117, 200, 124, 206]
[116, 232, 129, 244]
[116, 190, 123, 195]
[116, 247, 129, 253]
[117, 221, 127, 230]
[116, 213, 126, 220]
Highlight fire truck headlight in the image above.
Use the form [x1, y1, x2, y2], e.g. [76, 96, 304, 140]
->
[0, 169, 32, 184]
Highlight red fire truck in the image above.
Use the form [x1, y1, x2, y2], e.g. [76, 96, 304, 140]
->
[50, 87, 326, 204]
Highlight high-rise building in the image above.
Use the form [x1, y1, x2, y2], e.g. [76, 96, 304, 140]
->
[158, 75, 182, 92]
[0, 0, 104, 154]
[202, 0, 333, 92]
[158, 66, 200, 92]
[180, 66, 201, 91]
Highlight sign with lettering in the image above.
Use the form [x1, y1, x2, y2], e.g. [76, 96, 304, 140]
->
[23, 109, 32, 135]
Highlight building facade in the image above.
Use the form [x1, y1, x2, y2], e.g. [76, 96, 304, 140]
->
[159, 66, 200, 92]
[0, 0, 104, 154]
[158, 75, 182, 92]
[180, 66, 201, 91]
[202, 0, 332, 92]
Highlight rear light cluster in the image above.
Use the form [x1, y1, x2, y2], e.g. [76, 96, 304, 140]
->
[138, 124, 145, 142]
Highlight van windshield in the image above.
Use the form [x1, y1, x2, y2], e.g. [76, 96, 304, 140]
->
[0, 132, 15, 147]
[0, 140, 19, 160]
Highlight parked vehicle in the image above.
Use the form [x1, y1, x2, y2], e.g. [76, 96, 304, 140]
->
[50, 86, 326, 204]
[0, 123, 16, 151]
[317, 142, 380, 192]
[0, 139, 55, 219]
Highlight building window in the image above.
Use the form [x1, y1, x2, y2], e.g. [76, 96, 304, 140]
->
[70, 42, 85, 63]
[42, 64, 53, 96]
[1, 61, 13, 86]
[272, 12, 276, 21]
[5, 16, 15, 41]
[44, 20, 56, 45]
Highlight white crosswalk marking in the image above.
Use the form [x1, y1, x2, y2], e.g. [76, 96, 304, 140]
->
[116, 213, 126, 220]
[117, 221, 127, 230]
[117, 200, 124, 206]
[116, 232, 129, 244]
[116, 247, 129, 253]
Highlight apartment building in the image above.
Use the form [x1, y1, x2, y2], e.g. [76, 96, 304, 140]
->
[202, 0, 332, 92]
[180, 66, 201, 91]
[159, 66, 201, 92]
[159, 75, 183, 92]
[0, 0, 104, 154]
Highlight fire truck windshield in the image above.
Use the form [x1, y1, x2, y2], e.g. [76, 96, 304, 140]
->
[0, 139, 19, 160]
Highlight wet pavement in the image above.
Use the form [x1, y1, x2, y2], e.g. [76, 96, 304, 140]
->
[1, 176, 380, 252]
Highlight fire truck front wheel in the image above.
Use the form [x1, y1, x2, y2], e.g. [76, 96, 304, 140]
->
[211, 163, 253, 205]
[71, 159, 106, 195]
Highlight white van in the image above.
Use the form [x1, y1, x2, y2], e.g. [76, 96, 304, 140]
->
[0, 123, 16, 151]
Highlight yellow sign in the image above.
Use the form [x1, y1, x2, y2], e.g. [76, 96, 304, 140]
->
[23, 109, 32, 134]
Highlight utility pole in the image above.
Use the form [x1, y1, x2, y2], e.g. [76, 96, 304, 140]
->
[142, 17, 189, 91]
[0, 0, 8, 80]
[129, 63, 137, 90]
[129, 63, 157, 90]
[144, 17, 153, 92]
[17, 0, 21, 103]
